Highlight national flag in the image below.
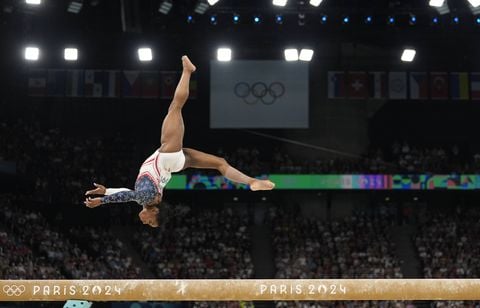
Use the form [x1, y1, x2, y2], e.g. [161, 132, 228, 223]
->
[47, 70, 66, 97]
[65, 70, 84, 97]
[85, 70, 107, 97]
[104, 71, 122, 98]
[141, 71, 159, 98]
[368, 72, 387, 99]
[122, 70, 142, 98]
[160, 71, 179, 99]
[409, 72, 428, 100]
[346, 71, 368, 99]
[327, 71, 346, 99]
[388, 72, 407, 100]
[27, 69, 47, 96]
[430, 72, 448, 100]
[470, 73, 480, 101]
[450, 72, 469, 100]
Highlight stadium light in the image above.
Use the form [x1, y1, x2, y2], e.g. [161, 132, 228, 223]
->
[67, 1, 83, 14]
[233, 14, 240, 24]
[158, 0, 172, 14]
[429, 0, 444, 7]
[401, 49, 416, 62]
[207, 0, 220, 5]
[194, 1, 209, 14]
[309, 0, 323, 7]
[284, 49, 299, 61]
[273, 0, 288, 7]
[64, 48, 78, 61]
[430, 0, 450, 15]
[137, 48, 153, 62]
[217, 48, 232, 62]
[299, 49, 314, 61]
[25, 47, 40, 61]
[25, 0, 41, 5]
[468, 0, 480, 7]
[275, 14, 284, 24]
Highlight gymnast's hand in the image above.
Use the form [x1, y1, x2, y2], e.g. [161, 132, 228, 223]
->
[85, 183, 106, 196]
[84, 196, 102, 208]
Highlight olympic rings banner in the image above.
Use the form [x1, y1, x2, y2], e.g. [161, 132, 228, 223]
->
[210, 60, 309, 128]
[165, 174, 480, 190]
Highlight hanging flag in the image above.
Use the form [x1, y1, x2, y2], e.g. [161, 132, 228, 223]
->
[27, 69, 47, 97]
[122, 70, 142, 98]
[160, 71, 179, 99]
[141, 71, 159, 98]
[327, 71, 346, 99]
[388, 72, 407, 99]
[450, 72, 469, 100]
[430, 72, 448, 100]
[84, 70, 106, 97]
[104, 71, 122, 98]
[65, 70, 84, 97]
[368, 72, 387, 99]
[471, 73, 480, 101]
[409, 72, 428, 100]
[346, 71, 368, 99]
[47, 70, 66, 97]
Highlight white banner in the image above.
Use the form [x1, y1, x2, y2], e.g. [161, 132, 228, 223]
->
[210, 61, 309, 128]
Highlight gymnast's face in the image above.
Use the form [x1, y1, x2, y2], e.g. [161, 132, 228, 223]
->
[139, 205, 159, 228]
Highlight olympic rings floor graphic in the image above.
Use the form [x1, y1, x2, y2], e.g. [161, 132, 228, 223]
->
[2, 279, 480, 301]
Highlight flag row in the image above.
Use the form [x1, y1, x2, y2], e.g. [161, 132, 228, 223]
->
[27, 69, 197, 99]
[328, 71, 480, 100]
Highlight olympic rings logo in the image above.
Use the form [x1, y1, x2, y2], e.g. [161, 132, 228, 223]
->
[234, 82, 285, 105]
[3, 285, 26, 296]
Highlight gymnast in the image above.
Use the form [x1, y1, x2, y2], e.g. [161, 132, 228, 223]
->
[84, 56, 275, 227]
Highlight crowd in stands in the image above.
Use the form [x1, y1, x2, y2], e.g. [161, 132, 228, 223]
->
[0, 194, 140, 279]
[415, 208, 480, 278]
[134, 207, 254, 279]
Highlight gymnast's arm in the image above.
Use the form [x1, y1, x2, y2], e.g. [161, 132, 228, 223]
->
[84, 183, 137, 208]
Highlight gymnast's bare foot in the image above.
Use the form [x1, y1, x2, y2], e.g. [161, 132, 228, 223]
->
[250, 179, 275, 191]
[182, 55, 196, 73]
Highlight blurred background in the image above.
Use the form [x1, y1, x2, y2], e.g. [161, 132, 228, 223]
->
[1, 0, 480, 307]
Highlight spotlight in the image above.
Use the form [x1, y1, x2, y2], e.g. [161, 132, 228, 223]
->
[342, 16, 350, 24]
[321, 15, 328, 24]
[67, 0, 83, 14]
[273, 0, 287, 7]
[309, 0, 323, 7]
[194, 1, 209, 14]
[207, 0, 219, 5]
[452, 16, 459, 24]
[387, 16, 395, 25]
[476, 16, 480, 24]
[275, 14, 284, 24]
[187, 15, 194, 23]
[468, 0, 480, 7]
[64, 48, 78, 61]
[158, 0, 172, 15]
[233, 14, 240, 24]
[253, 15, 261, 24]
[210, 15, 217, 25]
[409, 15, 417, 25]
[430, 0, 449, 15]
[299, 49, 314, 61]
[25, 0, 41, 5]
[432, 16, 439, 24]
[365, 15, 373, 24]
[137, 47, 152, 62]
[401, 48, 416, 62]
[284, 48, 299, 61]
[217, 48, 232, 62]
[24, 46, 39, 61]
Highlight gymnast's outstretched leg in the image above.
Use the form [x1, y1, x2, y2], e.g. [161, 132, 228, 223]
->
[159, 55, 196, 153]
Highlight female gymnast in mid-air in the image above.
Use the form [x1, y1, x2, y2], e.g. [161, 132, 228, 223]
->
[84, 56, 275, 227]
